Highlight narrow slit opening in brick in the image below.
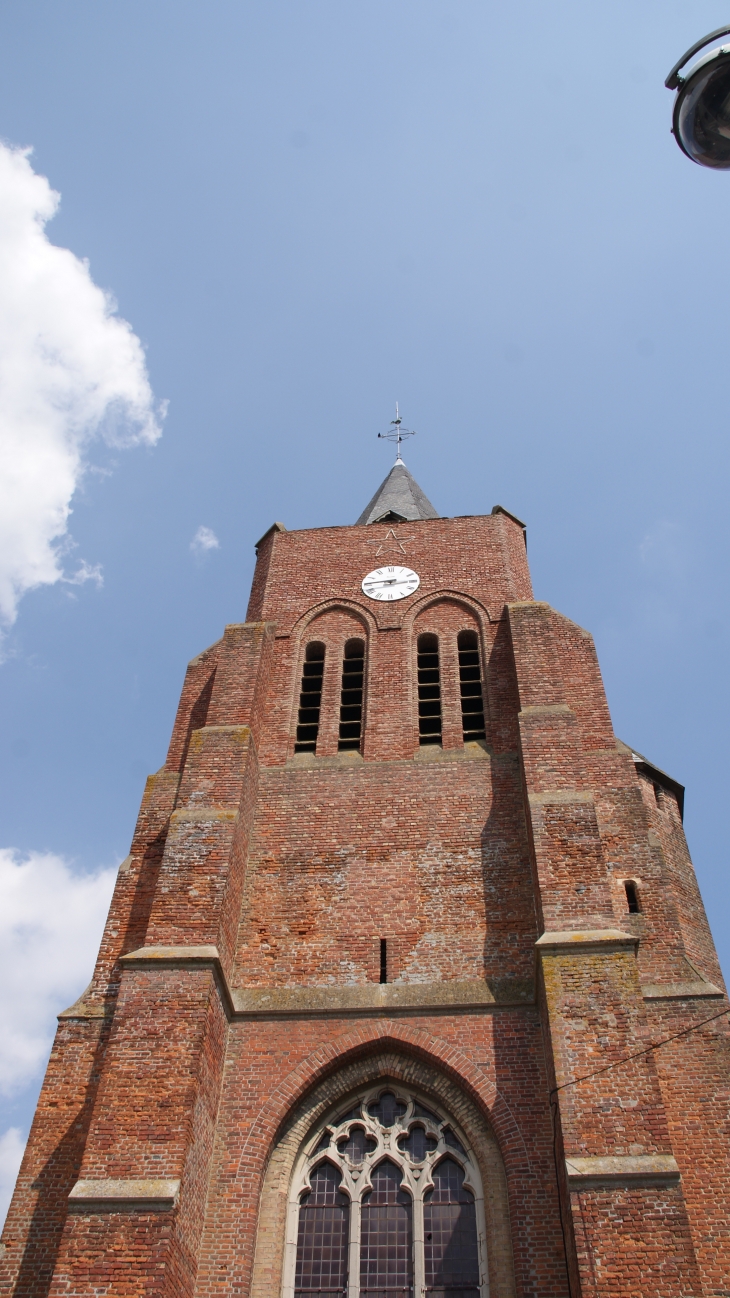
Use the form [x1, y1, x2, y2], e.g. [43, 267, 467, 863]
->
[294, 641, 325, 752]
[380, 937, 388, 983]
[338, 637, 365, 751]
[418, 633, 442, 745]
[624, 880, 640, 913]
[458, 629, 486, 742]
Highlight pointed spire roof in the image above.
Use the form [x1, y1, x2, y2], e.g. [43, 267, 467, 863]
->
[356, 459, 439, 526]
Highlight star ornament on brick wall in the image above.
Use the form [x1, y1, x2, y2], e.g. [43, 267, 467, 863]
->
[365, 527, 416, 557]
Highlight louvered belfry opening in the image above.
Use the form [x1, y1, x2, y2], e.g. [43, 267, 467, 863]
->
[294, 1162, 349, 1298]
[457, 630, 486, 743]
[417, 634, 442, 745]
[294, 642, 325, 753]
[338, 637, 365, 751]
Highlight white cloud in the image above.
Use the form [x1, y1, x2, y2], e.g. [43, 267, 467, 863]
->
[0, 849, 116, 1098]
[0, 1127, 25, 1228]
[0, 142, 165, 629]
[63, 559, 104, 589]
[190, 525, 220, 557]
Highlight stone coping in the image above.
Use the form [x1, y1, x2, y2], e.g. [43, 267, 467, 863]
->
[528, 788, 594, 805]
[68, 1178, 180, 1211]
[641, 981, 725, 1001]
[121, 944, 221, 965]
[536, 929, 637, 955]
[565, 1154, 680, 1187]
[58, 1000, 110, 1020]
[170, 806, 239, 823]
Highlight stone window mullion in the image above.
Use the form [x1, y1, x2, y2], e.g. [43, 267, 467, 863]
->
[412, 1183, 425, 1298]
[347, 1194, 361, 1298]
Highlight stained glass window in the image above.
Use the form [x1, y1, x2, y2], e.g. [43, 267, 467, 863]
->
[442, 1128, 467, 1158]
[367, 1091, 407, 1127]
[424, 1159, 480, 1297]
[290, 1085, 486, 1298]
[338, 1126, 377, 1164]
[295, 1162, 349, 1298]
[397, 1124, 438, 1163]
[360, 1160, 413, 1297]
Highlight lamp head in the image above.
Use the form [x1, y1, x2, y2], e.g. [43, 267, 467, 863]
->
[667, 26, 730, 168]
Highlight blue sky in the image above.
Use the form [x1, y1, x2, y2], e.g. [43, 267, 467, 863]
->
[1, 0, 729, 1217]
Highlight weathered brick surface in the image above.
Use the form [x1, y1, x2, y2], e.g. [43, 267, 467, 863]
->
[0, 1018, 111, 1298]
[2, 506, 729, 1298]
[47, 970, 227, 1298]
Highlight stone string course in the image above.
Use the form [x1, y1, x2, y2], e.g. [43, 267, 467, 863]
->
[1, 510, 728, 1298]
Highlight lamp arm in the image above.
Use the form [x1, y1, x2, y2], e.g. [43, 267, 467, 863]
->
[665, 24, 730, 89]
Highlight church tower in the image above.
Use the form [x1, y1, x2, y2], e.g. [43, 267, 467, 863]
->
[2, 446, 729, 1298]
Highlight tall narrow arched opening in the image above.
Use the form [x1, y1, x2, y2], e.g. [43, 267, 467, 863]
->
[294, 641, 326, 753]
[457, 629, 486, 743]
[417, 633, 442, 745]
[338, 638, 366, 752]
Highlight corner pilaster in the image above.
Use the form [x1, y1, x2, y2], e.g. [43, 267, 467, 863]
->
[507, 601, 703, 1296]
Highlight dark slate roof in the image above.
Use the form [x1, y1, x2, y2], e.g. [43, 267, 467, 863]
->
[356, 461, 439, 525]
[617, 739, 685, 820]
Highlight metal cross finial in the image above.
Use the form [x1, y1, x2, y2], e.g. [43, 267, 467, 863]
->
[377, 402, 416, 464]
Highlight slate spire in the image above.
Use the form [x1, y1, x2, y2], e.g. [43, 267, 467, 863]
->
[356, 459, 439, 525]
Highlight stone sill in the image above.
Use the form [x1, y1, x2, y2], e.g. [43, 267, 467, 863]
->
[536, 929, 637, 955]
[286, 744, 491, 768]
[641, 981, 725, 1001]
[565, 1154, 680, 1187]
[120, 944, 220, 966]
[230, 977, 535, 1019]
[68, 1178, 180, 1212]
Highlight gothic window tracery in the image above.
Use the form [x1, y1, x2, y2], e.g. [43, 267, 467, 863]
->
[285, 1085, 488, 1298]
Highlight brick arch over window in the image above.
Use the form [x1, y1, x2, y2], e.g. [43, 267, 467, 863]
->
[249, 1045, 517, 1298]
[290, 607, 370, 758]
[410, 600, 489, 752]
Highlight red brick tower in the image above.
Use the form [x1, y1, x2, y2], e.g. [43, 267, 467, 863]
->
[2, 456, 729, 1298]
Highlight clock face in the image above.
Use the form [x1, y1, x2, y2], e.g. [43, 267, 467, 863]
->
[362, 565, 420, 602]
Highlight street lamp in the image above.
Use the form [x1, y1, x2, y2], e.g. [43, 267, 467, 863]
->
[666, 25, 730, 166]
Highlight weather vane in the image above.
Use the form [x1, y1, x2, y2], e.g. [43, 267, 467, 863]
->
[377, 402, 416, 464]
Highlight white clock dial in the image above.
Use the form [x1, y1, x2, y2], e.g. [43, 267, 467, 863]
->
[361, 565, 420, 602]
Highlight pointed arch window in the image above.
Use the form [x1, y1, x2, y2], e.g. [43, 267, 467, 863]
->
[285, 1085, 488, 1298]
